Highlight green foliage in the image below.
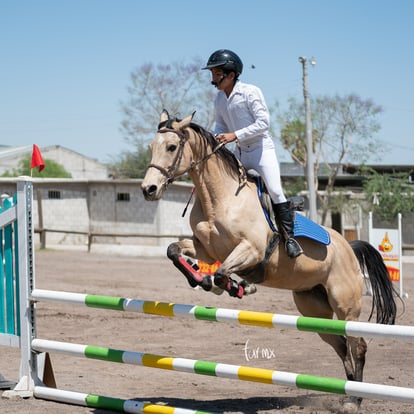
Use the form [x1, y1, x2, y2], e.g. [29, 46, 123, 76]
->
[323, 189, 352, 215]
[283, 177, 305, 198]
[109, 142, 152, 179]
[277, 94, 384, 166]
[280, 119, 308, 165]
[1, 155, 72, 178]
[361, 167, 414, 221]
[363, 169, 414, 221]
[275, 93, 384, 225]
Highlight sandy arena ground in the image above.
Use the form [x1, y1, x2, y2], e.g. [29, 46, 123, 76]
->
[0, 249, 413, 414]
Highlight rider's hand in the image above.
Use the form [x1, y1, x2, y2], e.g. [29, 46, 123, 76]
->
[215, 133, 237, 144]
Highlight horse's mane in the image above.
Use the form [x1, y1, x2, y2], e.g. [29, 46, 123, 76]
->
[157, 114, 244, 180]
[186, 122, 242, 178]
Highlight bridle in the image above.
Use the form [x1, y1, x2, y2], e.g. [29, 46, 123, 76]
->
[147, 127, 225, 189]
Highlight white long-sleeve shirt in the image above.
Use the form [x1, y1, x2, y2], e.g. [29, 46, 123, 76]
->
[213, 80, 275, 150]
[213, 80, 286, 204]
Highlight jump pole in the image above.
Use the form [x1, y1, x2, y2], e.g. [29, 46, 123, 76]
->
[31, 289, 414, 340]
[34, 386, 214, 414]
[31, 338, 414, 404]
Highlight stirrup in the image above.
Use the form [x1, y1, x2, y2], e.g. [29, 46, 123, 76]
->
[285, 238, 303, 258]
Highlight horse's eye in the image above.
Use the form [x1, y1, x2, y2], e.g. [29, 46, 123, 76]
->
[167, 144, 177, 152]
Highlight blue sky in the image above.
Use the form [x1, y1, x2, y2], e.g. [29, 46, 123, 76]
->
[1, 0, 413, 165]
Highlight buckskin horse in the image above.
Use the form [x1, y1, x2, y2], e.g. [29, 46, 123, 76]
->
[141, 110, 397, 413]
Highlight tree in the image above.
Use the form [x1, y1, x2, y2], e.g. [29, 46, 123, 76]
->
[112, 57, 215, 178]
[361, 167, 414, 223]
[276, 94, 384, 224]
[1, 155, 72, 178]
[108, 142, 151, 179]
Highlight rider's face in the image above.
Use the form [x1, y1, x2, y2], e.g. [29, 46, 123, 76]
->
[211, 67, 234, 92]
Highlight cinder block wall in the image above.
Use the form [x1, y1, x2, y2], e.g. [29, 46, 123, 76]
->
[1, 178, 412, 254]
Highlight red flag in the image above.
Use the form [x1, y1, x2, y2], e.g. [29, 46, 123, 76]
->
[31, 144, 45, 172]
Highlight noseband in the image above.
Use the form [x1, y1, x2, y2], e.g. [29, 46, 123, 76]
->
[147, 128, 189, 186]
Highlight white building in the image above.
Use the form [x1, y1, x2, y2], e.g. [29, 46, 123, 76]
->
[0, 145, 108, 179]
[0, 178, 194, 256]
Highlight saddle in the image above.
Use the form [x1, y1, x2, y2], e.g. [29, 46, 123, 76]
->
[254, 174, 330, 245]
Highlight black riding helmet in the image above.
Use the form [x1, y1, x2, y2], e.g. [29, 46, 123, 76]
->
[202, 49, 243, 77]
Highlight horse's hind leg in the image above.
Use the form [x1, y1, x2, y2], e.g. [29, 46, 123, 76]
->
[346, 336, 367, 382]
[293, 288, 366, 413]
[316, 334, 365, 414]
[292, 289, 355, 377]
[340, 336, 366, 414]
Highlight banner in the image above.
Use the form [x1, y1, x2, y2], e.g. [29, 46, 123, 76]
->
[369, 228, 400, 282]
[368, 212, 404, 298]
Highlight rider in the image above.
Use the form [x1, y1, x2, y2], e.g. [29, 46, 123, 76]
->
[202, 49, 303, 258]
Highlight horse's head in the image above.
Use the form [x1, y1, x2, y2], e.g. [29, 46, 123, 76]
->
[142, 109, 195, 201]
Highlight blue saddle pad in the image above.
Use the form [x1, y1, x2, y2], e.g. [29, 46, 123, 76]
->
[294, 212, 330, 245]
[254, 175, 330, 245]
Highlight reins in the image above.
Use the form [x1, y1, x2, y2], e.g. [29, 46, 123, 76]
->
[147, 125, 247, 190]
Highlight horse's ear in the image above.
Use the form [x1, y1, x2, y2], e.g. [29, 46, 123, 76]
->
[175, 111, 196, 129]
[160, 109, 170, 123]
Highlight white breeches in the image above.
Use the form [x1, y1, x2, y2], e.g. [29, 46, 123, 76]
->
[235, 146, 287, 204]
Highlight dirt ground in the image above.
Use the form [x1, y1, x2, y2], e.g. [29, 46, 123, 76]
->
[0, 249, 413, 414]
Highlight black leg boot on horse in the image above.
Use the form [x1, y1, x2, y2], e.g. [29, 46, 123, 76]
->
[167, 245, 248, 298]
[273, 201, 304, 258]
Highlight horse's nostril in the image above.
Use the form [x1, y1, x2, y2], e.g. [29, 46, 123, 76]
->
[148, 185, 157, 195]
[143, 185, 157, 198]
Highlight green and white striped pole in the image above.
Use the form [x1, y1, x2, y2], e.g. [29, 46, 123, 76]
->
[34, 386, 214, 414]
[31, 289, 414, 340]
[32, 339, 414, 404]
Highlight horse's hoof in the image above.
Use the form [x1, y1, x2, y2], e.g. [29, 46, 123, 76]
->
[201, 276, 224, 295]
[213, 273, 227, 289]
[341, 404, 358, 414]
[200, 275, 213, 291]
[341, 397, 361, 414]
[241, 282, 257, 295]
[210, 285, 224, 295]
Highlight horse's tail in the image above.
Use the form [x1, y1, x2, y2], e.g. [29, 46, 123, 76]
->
[350, 239, 397, 325]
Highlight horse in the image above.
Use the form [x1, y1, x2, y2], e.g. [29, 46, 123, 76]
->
[141, 110, 397, 414]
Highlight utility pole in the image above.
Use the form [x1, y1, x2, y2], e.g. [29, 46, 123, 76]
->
[298, 56, 317, 222]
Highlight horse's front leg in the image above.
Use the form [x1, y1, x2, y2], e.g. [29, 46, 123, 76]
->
[213, 240, 262, 297]
[167, 238, 206, 287]
[167, 238, 225, 294]
[167, 238, 256, 297]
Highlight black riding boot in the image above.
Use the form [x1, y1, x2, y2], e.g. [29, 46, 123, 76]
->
[273, 201, 304, 258]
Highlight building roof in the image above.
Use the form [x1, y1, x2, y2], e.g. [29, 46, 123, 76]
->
[0, 145, 109, 180]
